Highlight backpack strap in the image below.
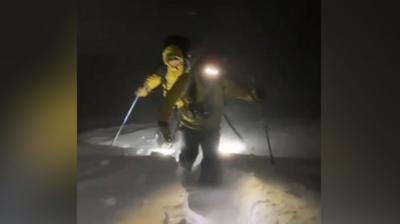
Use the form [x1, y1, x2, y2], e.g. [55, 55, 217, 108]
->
[154, 64, 168, 94]
[159, 56, 192, 94]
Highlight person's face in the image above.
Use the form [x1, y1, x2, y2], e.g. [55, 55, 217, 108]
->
[167, 56, 183, 68]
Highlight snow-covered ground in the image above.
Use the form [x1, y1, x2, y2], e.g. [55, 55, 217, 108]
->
[78, 121, 320, 224]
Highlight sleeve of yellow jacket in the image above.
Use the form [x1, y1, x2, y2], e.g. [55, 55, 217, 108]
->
[142, 73, 162, 93]
[222, 78, 254, 102]
[159, 73, 190, 124]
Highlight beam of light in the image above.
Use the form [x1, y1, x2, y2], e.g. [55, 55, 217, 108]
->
[150, 146, 177, 156]
[121, 144, 131, 148]
[218, 138, 246, 155]
[203, 65, 220, 77]
[136, 148, 146, 155]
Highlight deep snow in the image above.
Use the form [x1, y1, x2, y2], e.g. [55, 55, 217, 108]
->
[78, 121, 320, 224]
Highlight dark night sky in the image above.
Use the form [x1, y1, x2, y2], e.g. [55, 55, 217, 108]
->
[78, 0, 320, 129]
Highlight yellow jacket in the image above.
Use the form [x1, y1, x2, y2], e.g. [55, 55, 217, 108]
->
[142, 45, 186, 107]
[159, 72, 254, 130]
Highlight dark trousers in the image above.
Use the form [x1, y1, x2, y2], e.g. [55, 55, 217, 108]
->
[179, 127, 221, 178]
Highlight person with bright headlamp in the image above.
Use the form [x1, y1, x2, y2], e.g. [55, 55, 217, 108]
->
[158, 55, 256, 185]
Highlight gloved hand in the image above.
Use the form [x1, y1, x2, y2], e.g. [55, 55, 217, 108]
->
[158, 121, 173, 143]
[249, 76, 266, 101]
[250, 88, 266, 101]
[135, 86, 150, 97]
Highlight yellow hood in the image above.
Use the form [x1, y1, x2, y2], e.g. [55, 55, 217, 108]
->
[162, 45, 184, 65]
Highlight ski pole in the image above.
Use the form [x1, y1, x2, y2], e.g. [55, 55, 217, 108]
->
[255, 95, 275, 164]
[263, 122, 275, 164]
[250, 75, 275, 164]
[223, 112, 245, 143]
[111, 94, 140, 146]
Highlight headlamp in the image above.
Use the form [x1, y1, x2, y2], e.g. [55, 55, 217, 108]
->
[203, 64, 220, 77]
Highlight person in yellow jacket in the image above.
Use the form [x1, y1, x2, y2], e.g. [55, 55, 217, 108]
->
[135, 41, 190, 108]
[157, 54, 257, 185]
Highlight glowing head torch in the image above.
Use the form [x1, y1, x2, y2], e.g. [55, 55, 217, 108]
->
[203, 64, 221, 78]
